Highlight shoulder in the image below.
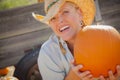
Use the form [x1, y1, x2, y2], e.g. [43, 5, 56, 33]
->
[38, 34, 65, 70]
[39, 34, 61, 60]
[41, 34, 59, 51]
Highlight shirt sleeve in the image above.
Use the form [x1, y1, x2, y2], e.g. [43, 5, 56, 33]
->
[38, 47, 66, 80]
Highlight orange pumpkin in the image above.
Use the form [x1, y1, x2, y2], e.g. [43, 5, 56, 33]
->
[0, 68, 9, 75]
[74, 25, 120, 77]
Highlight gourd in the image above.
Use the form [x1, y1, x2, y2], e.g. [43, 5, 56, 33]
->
[0, 68, 9, 76]
[74, 25, 120, 77]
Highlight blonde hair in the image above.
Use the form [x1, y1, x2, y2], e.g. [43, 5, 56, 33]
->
[66, 1, 85, 27]
[66, 1, 80, 11]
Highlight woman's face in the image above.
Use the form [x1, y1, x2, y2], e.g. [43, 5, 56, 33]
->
[49, 2, 83, 41]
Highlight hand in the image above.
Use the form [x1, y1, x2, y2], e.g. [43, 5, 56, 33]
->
[99, 65, 120, 80]
[65, 59, 93, 80]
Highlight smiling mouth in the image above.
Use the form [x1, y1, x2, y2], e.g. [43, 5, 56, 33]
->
[59, 26, 70, 32]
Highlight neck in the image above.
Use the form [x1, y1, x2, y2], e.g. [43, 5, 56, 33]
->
[66, 39, 75, 54]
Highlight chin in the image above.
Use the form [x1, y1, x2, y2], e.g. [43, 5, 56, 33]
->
[62, 36, 73, 41]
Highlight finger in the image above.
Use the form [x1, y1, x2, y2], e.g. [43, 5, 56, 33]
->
[73, 65, 83, 72]
[87, 74, 93, 78]
[90, 77, 95, 80]
[78, 71, 91, 78]
[83, 74, 93, 79]
[70, 59, 75, 68]
[99, 75, 105, 80]
[70, 59, 74, 64]
[116, 65, 120, 75]
[108, 70, 115, 80]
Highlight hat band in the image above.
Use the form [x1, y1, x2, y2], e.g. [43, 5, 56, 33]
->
[47, 0, 59, 12]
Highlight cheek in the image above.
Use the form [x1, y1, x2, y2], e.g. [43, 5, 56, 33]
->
[49, 23, 58, 33]
[65, 14, 80, 23]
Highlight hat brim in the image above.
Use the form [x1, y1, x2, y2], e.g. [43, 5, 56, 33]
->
[32, 12, 49, 24]
[32, 0, 65, 24]
[32, 0, 96, 25]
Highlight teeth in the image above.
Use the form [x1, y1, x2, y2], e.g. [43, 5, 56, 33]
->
[60, 26, 69, 32]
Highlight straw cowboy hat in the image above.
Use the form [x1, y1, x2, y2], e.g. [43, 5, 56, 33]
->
[32, 0, 96, 25]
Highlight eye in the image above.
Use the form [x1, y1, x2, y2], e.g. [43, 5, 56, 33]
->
[62, 10, 69, 15]
[50, 17, 56, 22]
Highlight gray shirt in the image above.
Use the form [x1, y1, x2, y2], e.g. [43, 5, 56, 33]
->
[38, 34, 74, 80]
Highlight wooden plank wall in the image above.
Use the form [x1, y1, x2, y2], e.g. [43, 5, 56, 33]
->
[99, 0, 120, 31]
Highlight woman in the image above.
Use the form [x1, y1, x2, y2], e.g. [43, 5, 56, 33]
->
[32, 0, 120, 80]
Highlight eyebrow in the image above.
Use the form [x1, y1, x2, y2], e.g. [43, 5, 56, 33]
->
[59, 5, 73, 13]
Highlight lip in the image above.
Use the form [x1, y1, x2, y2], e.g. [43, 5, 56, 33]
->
[59, 26, 70, 32]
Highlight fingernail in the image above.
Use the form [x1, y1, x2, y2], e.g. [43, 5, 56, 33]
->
[100, 75, 104, 78]
[89, 74, 93, 77]
[88, 74, 93, 78]
[86, 71, 90, 74]
[108, 70, 113, 74]
[78, 65, 83, 68]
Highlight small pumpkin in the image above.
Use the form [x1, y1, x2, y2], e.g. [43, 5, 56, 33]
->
[0, 68, 9, 76]
[74, 25, 120, 77]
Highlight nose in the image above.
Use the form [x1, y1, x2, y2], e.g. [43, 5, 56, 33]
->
[58, 15, 64, 24]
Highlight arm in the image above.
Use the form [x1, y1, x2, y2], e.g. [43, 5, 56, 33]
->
[38, 47, 66, 80]
[38, 48, 93, 80]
